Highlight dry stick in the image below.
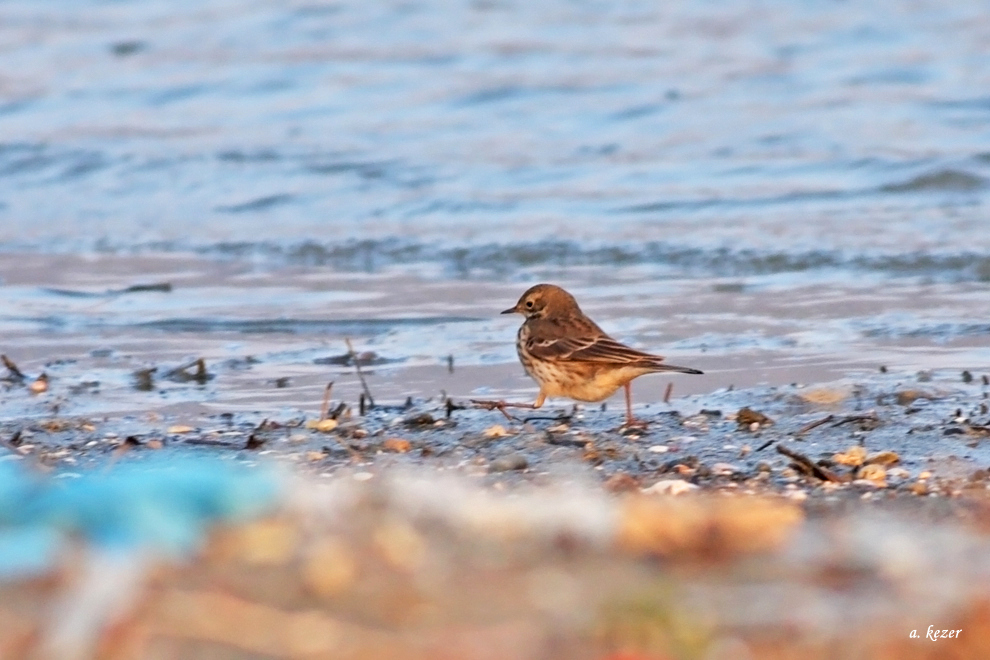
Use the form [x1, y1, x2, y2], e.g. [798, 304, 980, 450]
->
[663, 382, 674, 404]
[1, 355, 25, 381]
[776, 444, 841, 482]
[319, 381, 334, 421]
[345, 338, 375, 409]
[830, 413, 879, 428]
[796, 414, 834, 436]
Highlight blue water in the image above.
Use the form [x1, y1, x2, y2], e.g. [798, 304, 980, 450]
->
[1, 0, 990, 274]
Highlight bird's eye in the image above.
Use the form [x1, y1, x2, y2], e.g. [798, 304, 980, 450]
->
[525, 300, 533, 308]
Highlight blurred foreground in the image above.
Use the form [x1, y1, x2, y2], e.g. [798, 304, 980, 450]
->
[2, 459, 990, 660]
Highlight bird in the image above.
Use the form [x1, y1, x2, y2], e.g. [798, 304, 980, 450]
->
[473, 283, 702, 427]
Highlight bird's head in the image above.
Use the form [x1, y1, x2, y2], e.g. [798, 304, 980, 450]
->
[501, 283, 580, 320]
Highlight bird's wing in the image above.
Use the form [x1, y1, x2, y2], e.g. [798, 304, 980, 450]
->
[526, 332, 664, 366]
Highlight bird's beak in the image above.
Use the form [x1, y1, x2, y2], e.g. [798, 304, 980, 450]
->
[500, 306, 518, 315]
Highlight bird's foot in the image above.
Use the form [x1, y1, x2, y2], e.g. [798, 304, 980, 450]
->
[470, 399, 524, 421]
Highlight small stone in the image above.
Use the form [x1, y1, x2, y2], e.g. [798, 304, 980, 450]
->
[864, 450, 900, 466]
[482, 424, 511, 438]
[167, 425, 194, 434]
[647, 445, 669, 453]
[604, 473, 641, 493]
[833, 445, 867, 467]
[857, 464, 887, 487]
[896, 390, 929, 406]
[403, 412, 435, 427]
[305, 419, 338, 433]
[384, 438, 411, 453]
[28, 374, 49, 395]
[490, 454, 528, 472]
[737, 407, 773, 429]
[353, 472, 374, 481]
[641, 479, 698, 496]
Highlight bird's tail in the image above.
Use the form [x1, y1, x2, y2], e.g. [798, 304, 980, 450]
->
[651, 362, 703, 375]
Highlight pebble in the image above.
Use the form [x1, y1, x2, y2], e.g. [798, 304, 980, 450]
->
[647, 445, 669, 453]
[490, 454, 528, 472]
[642, 479, 698, 496]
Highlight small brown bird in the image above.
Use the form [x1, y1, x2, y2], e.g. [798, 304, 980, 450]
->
[476, 283, 702, 426]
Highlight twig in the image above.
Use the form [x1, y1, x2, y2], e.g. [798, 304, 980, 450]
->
[345, 338, 375, 410]
[2, 355, 26, 382]
[831, 412, 880, 428]
[319, 381, 334, 421]
[445, 397, 465, 419]
[776, 444, 841, 482]
[663, 382, 673, 404]
[796, 414, 834, 436]
[755, 438, 775, 451]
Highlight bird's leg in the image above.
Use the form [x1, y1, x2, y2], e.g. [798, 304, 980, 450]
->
[471, 391, 546, 421]
[623, 382, 649, 429]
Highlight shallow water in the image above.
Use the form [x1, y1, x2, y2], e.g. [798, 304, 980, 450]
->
[1, 0, 989, 420]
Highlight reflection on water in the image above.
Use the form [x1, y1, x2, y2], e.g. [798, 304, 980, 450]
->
[0, 0, 989, 419]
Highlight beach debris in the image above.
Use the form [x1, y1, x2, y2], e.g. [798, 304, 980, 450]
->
[796, 414, 834, 436]
[617, 495, 802, 558]
[1, 354, 26, 383]
[167, 425, 194, 435]
[345, 339, 375, 410]
[642, 479, 698, 496]
[776, 444, 840, 482]
[28, 373, 49, 395]
[444, 397, 463, 419]
[164, 358, 212, 384]
[736, 407, 773, 431]
[403, 412, 435, 427]
[482, 424, 511, 439]
[133, 367, 156, 391]
[383, 438, 411, 453]
[831, 411, 882, 431]
[305, 419, 338, 433]
[313, 350, 388, 366]
[318, 381, 334, 421]
[490, 453, 528, 472]
[797, 387, 849, 406]
[865, 451, 900, 466]
[604, 473, 641, 493]
[44, 281, 172, 297]
[833, 446, 867, 467]
[896, 390, 933, 406]
[857, 464, 887, 487]
[963, 370, 974, 384]
[245, 435, 266, 450]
